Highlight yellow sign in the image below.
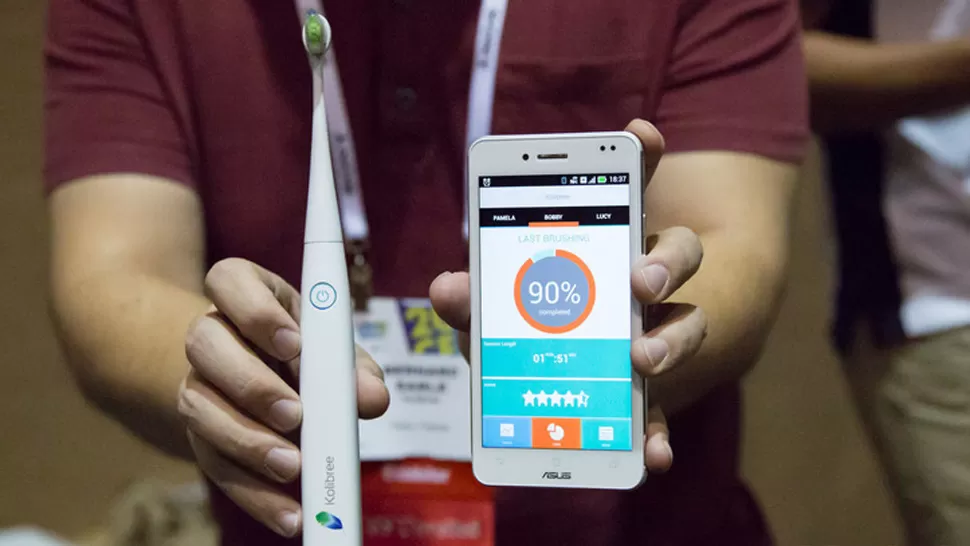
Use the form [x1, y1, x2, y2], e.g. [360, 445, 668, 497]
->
[400, 301, 458, 356]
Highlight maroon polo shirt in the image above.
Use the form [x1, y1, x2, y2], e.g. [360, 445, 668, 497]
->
[44, 0, 807, 544]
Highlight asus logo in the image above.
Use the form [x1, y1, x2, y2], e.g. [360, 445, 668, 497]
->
[541, 471, 571, 480]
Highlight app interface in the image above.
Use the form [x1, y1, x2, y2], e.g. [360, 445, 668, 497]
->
[478, 173, 633, 451]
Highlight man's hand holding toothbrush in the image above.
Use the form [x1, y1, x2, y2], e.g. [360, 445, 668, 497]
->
[176, 258, 389, 537]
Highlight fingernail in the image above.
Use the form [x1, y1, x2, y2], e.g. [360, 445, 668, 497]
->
[638, 337, 669, 370]
[269, 399, 303, 431]
[640, 264, 669, 297]
[273, 328, 301, 360]
[278, 511, 300, 537]
[664, 440, 674, 463]
[266, 447, 302, 481]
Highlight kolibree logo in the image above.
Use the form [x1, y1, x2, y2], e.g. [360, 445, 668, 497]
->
[316, 511, 344, 530]
[316, 455, 342, 530]
[324, 455, 337, 506]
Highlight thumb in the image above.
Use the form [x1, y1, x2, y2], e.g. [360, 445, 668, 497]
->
[429, 272, 471, 332]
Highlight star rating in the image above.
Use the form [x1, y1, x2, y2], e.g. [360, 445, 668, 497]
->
[521, 389, 590, 408]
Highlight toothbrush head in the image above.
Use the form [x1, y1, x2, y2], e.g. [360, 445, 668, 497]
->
[302, 10, 332, 58]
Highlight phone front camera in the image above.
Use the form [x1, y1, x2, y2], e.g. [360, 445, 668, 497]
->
[522, 154, 529, 161]
[610, 145, 616, 151]
[600, 145, 606, 151]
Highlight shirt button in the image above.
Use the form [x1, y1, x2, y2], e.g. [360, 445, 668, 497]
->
[394, 87, 418, 112]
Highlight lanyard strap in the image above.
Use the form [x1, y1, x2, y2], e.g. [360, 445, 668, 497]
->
[463, 0, 509, 238]
[295, 0, 508, 242]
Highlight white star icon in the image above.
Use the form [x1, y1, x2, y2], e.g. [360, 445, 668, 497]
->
[536, 390, 549, 406]
[564, 391, 576, 407]
[523, 390, 536, 406]
[550, 391, 563, 407]
[577, 391, 590, 407]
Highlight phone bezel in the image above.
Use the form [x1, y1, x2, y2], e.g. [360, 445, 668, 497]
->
[467, 131, 646, 490]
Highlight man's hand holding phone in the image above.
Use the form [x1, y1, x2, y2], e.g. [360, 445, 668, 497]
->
[430, 119, 707, 473]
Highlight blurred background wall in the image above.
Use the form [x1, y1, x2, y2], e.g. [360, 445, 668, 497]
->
[0, 1, 198, 539]
[1, 2, 903, 544]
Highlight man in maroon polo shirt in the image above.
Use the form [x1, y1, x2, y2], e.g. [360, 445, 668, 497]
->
[43, 0, 807, 544]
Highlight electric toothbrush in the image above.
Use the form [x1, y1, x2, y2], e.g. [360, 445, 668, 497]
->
[299, 11, 363, 546]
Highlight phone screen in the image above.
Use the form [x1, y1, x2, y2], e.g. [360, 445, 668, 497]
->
[477, 172, 633, 452]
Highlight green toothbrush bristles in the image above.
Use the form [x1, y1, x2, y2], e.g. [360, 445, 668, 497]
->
[304, 13, 326, 57]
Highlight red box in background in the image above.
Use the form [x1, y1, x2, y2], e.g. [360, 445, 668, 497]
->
[362, 459, 494, 546]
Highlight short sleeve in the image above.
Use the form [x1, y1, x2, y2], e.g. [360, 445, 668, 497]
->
[43, 0, 194, 193]
[655, 0, 809, 163]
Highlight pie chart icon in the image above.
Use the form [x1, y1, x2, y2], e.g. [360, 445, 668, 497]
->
[547, 423, 565, 442]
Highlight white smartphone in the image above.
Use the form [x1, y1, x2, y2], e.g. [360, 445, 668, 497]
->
[467, 131, 646, 490]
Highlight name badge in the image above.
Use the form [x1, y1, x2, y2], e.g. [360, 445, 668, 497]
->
[355, 298, 471, 461]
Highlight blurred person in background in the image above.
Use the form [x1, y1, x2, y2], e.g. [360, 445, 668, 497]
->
[802, 1, 970, 544]
[43, 0, 806, 544]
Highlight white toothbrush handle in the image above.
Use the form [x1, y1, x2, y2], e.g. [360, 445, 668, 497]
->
[300, 241, 361, 545]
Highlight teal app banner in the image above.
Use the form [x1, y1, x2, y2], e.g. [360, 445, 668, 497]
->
[481, 338, 630, 379]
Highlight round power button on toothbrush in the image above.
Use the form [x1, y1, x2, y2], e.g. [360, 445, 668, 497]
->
[309, 282, 338, 310]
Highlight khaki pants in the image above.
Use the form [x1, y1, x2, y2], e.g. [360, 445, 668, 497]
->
[845, 324, 970, 546]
